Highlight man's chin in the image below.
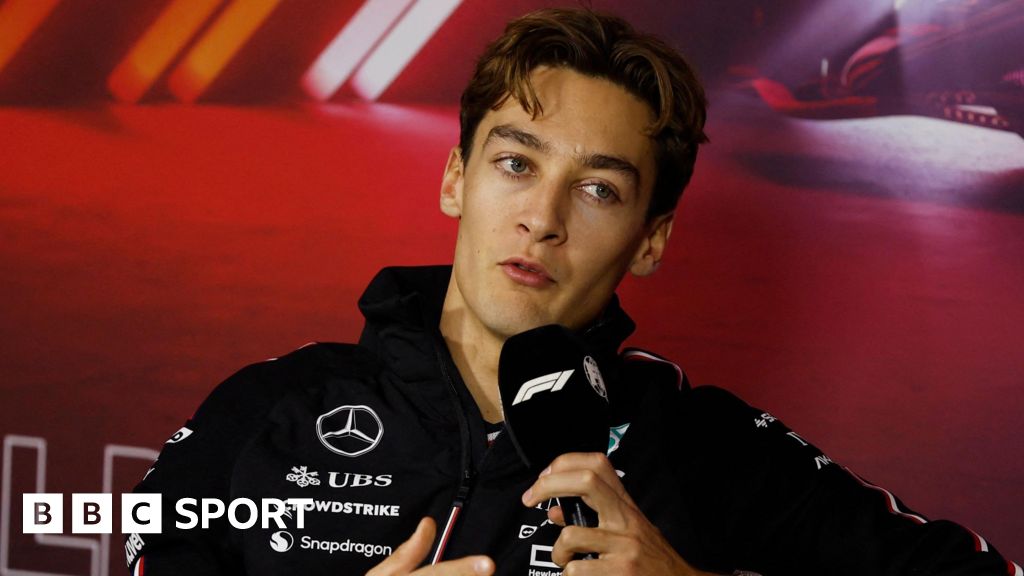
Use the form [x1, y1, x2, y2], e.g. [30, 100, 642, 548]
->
[485, 311, 557, 341]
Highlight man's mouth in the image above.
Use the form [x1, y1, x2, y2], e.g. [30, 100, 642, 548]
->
[499, 258, 554, 287]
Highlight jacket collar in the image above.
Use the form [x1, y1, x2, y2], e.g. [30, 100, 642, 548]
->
[356, 265, 636, 383]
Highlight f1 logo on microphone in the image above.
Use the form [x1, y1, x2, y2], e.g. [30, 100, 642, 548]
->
[512, 370, 574, 405]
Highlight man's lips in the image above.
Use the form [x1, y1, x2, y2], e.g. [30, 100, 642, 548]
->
[499, 258, 555, 287]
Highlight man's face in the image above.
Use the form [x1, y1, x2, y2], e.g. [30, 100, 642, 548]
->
[440, 67, 673, 340]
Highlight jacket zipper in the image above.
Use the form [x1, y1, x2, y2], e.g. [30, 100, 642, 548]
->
[429, 331, 477, 564]
[430, 469, 475, 564]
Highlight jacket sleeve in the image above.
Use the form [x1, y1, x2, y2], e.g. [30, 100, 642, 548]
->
[684, 386, 1020, 576]
[125, 361, 284, 576]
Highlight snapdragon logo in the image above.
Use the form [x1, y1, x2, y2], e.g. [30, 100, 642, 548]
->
[301, 535, 392, 558]
[270, 530, 294, 552]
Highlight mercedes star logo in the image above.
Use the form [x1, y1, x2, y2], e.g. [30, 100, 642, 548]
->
[317, 405, 384, 457]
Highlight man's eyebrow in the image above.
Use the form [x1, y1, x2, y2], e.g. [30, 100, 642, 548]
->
[484, 123, 640, 188]
[483, 124, 551, 153]
[578, 153, 640, 188]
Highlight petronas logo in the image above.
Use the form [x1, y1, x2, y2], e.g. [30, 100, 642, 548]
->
[607, 423, 630, 455]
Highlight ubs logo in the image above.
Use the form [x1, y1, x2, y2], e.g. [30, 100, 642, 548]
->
[317, 405, 384, 457]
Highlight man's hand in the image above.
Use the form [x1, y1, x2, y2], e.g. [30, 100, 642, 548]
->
[366, 517, 495, 576]
[521, 453, 719, 576]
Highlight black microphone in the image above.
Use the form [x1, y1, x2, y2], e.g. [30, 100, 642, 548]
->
[498, 324, 610, 533]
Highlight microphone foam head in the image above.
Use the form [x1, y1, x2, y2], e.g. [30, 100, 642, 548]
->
[498, 324, 610, 470]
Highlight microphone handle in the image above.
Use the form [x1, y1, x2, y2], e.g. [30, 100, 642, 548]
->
[558, 496, 599, 560]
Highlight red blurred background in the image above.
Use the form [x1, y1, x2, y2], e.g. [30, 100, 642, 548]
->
[1, 1, 1022, 574]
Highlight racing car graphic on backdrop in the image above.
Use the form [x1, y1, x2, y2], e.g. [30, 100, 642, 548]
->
[749, 0, 1023, 137]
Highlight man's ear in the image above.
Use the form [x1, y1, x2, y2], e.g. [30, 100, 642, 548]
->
[440, 147, 464, 218]
[629, 212, 674, 277]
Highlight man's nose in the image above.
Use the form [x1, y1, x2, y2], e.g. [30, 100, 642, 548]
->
[517, 181, 567, 244]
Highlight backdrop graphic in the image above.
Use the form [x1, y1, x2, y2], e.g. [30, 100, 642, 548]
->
[1, 1, 1022, 573]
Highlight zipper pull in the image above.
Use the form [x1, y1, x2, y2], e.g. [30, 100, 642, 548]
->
[430, 470, 476, 565]
[455, 470, 474, 503]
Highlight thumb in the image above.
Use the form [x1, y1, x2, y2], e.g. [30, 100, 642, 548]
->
[366, 517, 436, 575]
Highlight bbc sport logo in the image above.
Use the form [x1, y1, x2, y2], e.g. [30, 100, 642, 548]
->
[22, 493, 313, 534]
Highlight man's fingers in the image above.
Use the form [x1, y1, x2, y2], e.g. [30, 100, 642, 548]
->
[523, 468, 630, 527]
[546, 453, 625, 496]
[547, 505, 566, 526]
[366, 517, 495, 576]
[414, 555, 495, 576]
[550, 525, 615, 566]
[366, 517, 435, 576]
[559, 559, 607, 576]
[523, 467, 608, 507]
[550, 517, 712, 576]
[520, 457, 708, 576]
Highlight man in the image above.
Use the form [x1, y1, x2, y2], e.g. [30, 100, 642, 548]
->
[129, 8, 1017, 576]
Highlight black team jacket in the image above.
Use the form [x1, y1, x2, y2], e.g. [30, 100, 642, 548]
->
[127, 265, 1018, 576]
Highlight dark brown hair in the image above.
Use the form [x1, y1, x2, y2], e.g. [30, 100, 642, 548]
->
[459, 8, 708, 218]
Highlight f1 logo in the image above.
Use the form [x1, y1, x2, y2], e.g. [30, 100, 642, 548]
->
[512, 370, 574, 406]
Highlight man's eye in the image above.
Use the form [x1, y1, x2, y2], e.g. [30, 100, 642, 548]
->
[582, 183, 616, 201]
[502, 157, 528, 174]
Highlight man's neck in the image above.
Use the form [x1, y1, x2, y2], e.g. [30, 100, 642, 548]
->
[438, 282, 505, 424]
